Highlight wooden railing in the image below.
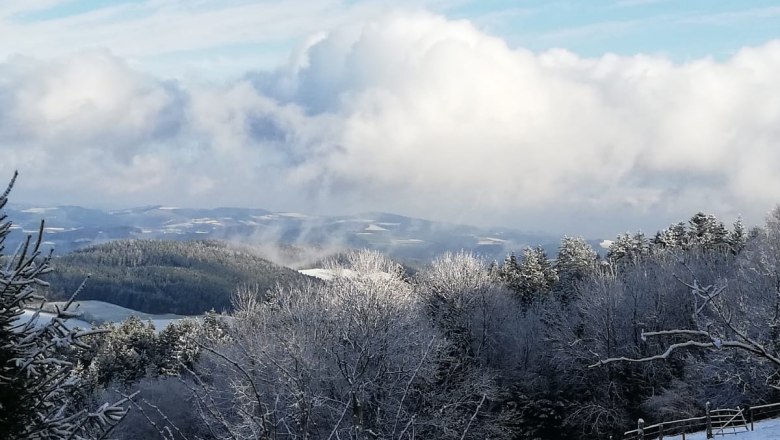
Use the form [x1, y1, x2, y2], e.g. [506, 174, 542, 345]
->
[619, 400, 780, 440]
[622, 415, 707, 440]
[746, 402, 780, 430]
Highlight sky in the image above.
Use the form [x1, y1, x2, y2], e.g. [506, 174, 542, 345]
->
[1, 0, 780, 237]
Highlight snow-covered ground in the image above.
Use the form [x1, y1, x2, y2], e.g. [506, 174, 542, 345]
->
[18, 310, 92, 330]
[299, 268, 394, 282]
[20, 300, 196, 332]
[667, 417, 780, 440]
[298, 268, 355, 281]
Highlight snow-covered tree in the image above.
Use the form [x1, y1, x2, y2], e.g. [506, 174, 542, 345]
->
[729, 217, 747, 253]
[590, 210, 780, 391]
[554, 236, 598, 302]
[0, 172, 132, 439]
[180, 250, 498, 439]
[652, 222, 687, 250]
[607, 231, 650, 265]
[510, 247, 558, 304]
[83, 316, 158, 387]
[687, 212, 729, 249]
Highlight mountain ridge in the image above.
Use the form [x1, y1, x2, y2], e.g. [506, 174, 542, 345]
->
[6, 204, 599, 262]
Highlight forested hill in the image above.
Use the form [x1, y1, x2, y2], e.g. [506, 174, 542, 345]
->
[43, 240, 312, 314]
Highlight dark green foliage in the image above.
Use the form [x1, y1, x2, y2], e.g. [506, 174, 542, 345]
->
[507, 394, 569, 440]
[75, 313, 229, 396]
[607, 231, 650, 265]
[0, 172, 130, 439]
[43, 240, 312, 314]
[650, 212, 734, 254]
[554, 236, 598, 303]
[499, 247, 557, 304]
[729, 217, 747, 253]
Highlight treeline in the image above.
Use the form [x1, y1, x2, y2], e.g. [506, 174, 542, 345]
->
[494, 211, 747, 305]
[43, 240, 312, 314]
[66, 209, 780, 440]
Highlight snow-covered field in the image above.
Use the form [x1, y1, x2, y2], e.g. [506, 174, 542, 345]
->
[667, 417, 780, 440]
[20, 300, 195, 331]
[299, 268, 394, 282]
[299, 268, 341, 281]
[18, 310, 92, 330]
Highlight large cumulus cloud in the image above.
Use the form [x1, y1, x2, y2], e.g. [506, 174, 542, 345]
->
[2, 11, 780, 236]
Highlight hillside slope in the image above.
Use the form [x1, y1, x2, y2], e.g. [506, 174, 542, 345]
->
[44, 240, 311, 314]
[5, 204, 570, 261]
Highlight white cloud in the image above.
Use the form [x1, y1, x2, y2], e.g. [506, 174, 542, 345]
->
[1, 11, 780, 236]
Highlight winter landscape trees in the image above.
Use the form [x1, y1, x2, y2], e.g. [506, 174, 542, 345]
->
[4, 166, 780, 439]
[0, 173, 131, 439]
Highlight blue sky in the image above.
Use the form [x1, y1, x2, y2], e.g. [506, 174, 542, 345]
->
[1, 1, 780, 236]
[4, 0, 780, 80]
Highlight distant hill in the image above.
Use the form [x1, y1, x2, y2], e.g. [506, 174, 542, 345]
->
[43, 240, 312, 315]
[5, 204, 580, 262]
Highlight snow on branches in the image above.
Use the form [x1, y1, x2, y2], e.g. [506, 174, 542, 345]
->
[589, 271, 780, 372]
[0, 172, 134, 439]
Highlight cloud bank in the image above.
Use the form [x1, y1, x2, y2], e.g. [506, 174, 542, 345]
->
[1, 11, 779, 236]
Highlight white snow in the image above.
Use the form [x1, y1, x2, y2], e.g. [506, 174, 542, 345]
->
[335, 218, 375, 223]
[49, 300, 185, 323]
[20, 207, 55, 214]
[158, 206, 179, 210]
[252, 214, 277, 220]
[191, 218, 222, 225]
[18, 310, 92, 330]
[477, 237, 507, 245]
[392, 239, 424, 245]
[299, 268, 393, 282]
[20, 301, 197, 332]
[666, 417, 780, 440]
[600, 239, 614, 249]
[365, 224, 388, 232]
[299, 268, 341, 281]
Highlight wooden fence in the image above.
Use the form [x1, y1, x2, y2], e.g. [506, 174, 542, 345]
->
[617, 401, 780, 440]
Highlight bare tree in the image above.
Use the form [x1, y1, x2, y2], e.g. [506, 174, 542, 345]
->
[178, 250, 499, 439]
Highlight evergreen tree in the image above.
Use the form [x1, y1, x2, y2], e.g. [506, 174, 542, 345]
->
[500, 253, 522, 293]
[0, 172, 132, 439]
[652, 228, 674, 250]
[554, 236, 598, 302]
[607, 232, 650, 265]
[516, 247, 558, 304]
[652, 221, 692, 252]
[729, 217, 747, 253]
[670, 222, 688, 248]
[687, 212, 729, 249]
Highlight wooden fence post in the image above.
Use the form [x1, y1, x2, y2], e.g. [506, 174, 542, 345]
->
[658, 422, 663, 440]
[638, 418, 645, 440]
[748, 405, 754, 431]
[706, 401, 713, 439]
